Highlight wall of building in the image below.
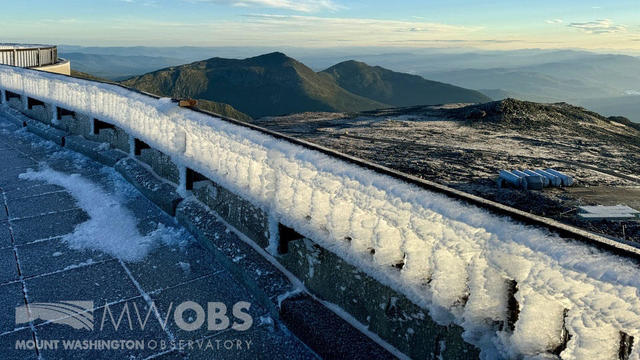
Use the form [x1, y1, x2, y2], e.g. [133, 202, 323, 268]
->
[34, 59, 70, 76]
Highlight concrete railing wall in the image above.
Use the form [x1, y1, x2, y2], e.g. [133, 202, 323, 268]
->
[1, 66, 638, 360]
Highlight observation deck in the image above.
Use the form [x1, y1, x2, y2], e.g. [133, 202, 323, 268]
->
[0, 44, 70, 75]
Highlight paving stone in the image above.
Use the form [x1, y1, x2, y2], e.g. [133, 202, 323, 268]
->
[124, 242, 222, 293]
[24, 260, 139, 316]
[0, 135, 12, 149]
[0, 206, 7, 222]
[4, 183, 65, 201]
[16, 237, 113, 278]
[64, 135, 128, 167]
[125, 194, 168, 221]
[7, 191, 78, 220]
[280, 294, 394, 360]
[0, 221, 12, 248]
[0, 167, 37, 191]
[150, 272, 266, 342]
[1, 129, 58, 154]
[0, 328, 38, 360]
[62, 135, 104, 160]
[185, 321, 319, 360]
[0, 247, 18, 284]
[25, 120, 66, 146]
[10, 208, 89, 245]
[17, 146, 54, 162]
[0, 121, 21, 134]
[35, 297, 171, 360]
[176, 199, 293, 318]
[145, 349, 185, 359]
[96, 148, 128, 167]
[0, 150, 37, 170]
[45, 157, 104, 179]
[0, 282, 27, 334]
[115, 158, 183, 216]
[136, 214, 181, 236]
[78, 170, 122, 194]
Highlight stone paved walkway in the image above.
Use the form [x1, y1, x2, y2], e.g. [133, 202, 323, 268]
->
[0, 112, 317, 360]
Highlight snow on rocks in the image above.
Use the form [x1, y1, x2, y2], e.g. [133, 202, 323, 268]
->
[2, 65, 640, 358]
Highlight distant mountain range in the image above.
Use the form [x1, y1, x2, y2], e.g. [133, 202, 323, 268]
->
[424, 53, 640, 122]
[122, 52, 489, 119]
[578, 95, 640, 124]
[432, 68, 606, 102]
[321, 60, 489, 106]
[63, 53, 186, 81]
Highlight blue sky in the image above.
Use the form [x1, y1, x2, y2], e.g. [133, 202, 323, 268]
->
[1, 0, 638, 51]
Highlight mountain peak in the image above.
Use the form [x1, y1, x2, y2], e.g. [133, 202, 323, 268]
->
[322, 59, 491, 106]
[255, 51, 288, 59]
[338, 59, 366, 65]
[331, 60, 376, 71]
[248, 52, 294, 65]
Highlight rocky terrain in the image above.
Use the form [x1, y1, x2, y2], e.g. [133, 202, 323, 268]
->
[254, 99, 640, 242]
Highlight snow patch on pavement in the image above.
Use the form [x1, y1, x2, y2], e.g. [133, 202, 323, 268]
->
[19, 167, 189, 262]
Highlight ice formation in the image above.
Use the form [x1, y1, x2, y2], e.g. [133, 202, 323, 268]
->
[2, 65, 639, 359]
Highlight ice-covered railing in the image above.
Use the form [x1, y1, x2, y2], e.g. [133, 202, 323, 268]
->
[1, 65, 639, 359]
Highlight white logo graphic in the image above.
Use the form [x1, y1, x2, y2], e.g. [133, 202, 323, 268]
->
[15, 301, 94, 330]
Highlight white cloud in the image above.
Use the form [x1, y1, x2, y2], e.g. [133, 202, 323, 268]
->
[195, 0, 343, 12]
[568, 19, 626, 34]
[545, 19, 563, 24]
[244, 14, 481, 33]
[120, 0, 159, 6]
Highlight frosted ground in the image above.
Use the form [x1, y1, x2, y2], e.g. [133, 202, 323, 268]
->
[2, 66, 640, 359]
[255, 103, 640, 242]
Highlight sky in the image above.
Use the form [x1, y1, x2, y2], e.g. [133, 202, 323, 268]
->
[1, 0, 639, 52]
